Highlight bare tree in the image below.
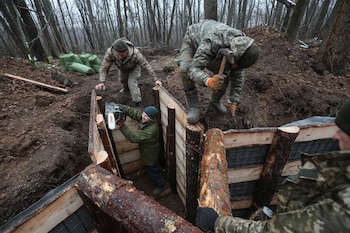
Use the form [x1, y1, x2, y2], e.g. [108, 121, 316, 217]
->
[204, 0, 217, 20]
[316, 0, 350, 75]
[286, 0, 309, 42]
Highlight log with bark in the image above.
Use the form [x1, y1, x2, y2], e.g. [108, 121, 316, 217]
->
[76, 165, 202, 233]
[198, 128, 232, 217]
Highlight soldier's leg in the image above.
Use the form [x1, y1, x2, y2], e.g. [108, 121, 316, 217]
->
[119, 71, 129, 92]
[178, 37, 199, 124]
[210, 78, 228, 114]
[128, 66, 142, 106]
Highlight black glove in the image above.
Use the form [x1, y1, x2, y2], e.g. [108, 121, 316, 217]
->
[114, 106, 126, 125]
[195, 207, 219, 232]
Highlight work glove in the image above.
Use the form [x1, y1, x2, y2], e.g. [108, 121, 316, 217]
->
[205, 75, 225, 90]
[95, 83, 105, 90]
[195, 207, 218, 232]
[230, 104, 237, 117]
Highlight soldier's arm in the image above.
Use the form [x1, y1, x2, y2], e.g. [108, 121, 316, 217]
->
[99, 48, 115, 83]
[188, 39, 214, 86]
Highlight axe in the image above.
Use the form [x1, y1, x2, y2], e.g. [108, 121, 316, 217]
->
[218, 48, 234, 75]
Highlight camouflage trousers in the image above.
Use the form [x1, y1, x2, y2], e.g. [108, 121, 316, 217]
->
[119, 66, 141, 103]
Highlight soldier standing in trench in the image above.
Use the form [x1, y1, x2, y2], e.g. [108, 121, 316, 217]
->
[196, 98, 350, 232]
[95, 38, 162, 108]
[177, 19, 260, 124]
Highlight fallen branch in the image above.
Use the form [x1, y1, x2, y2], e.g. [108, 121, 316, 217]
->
[2, 73, 68, 93]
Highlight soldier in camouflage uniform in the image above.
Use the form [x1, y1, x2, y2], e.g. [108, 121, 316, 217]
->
[196, 98, 350, 232]
[95, 38, 161, 107]
[177, 20, 259, 124]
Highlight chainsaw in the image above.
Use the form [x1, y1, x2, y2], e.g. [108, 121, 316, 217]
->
[105, 102, 126, 130]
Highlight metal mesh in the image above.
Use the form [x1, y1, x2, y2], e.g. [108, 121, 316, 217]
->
[226, 145, 270, 169]
[49, 206, 95, 233]
[288, 138, 339, 161]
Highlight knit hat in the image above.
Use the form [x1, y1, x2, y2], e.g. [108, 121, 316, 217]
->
[335, 98, 350, 136]
[144, 106, 158, 119]
[112, 40, 128, 52]
[236, 42, 260, 68]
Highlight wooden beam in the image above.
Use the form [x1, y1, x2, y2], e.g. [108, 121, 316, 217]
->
[2, 73, 68, 93]
[247, 126, 299, 218]
[167, 103, 177, 193]
[184, 123, 204, 223]
[198, 128, 232, 217]
[76, 165, 202, 233]
[96, 114, 122, 176]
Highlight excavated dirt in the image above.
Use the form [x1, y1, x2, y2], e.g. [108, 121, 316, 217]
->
[1, 26, 349, 225]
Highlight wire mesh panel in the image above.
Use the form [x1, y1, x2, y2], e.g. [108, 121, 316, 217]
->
[288, 138, 339, 161]
[50, 206, 95, 233]
[226, 145, 270, 169]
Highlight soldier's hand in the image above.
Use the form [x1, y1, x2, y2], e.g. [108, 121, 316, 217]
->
[155, 80, 162, 86]
[196, 207, 218, 232]
[230, 104, 237, 117]
[206, 75, 225, 90]
[95, 83, 106, 90]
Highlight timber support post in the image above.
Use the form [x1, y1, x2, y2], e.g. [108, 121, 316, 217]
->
[198, 128, 232, 216]
[248, 126, 300, 218]
[167, 103, 177, 193]
[184, 124, 203, 223]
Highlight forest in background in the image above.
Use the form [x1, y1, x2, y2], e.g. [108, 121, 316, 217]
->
[0, 0, 349, 75]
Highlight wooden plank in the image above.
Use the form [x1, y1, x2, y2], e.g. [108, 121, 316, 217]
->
[122, 160, 145, 174]
[295, 124, 337, 142]
[227, 160, 302, 184]
[118, 150, 141, 165]
[3, 73, 68, 93]
[115, 141, 139, 154]
[231, 194, 278, 210]
[14, 187, 83, 233]
[223, 128, 276, 149]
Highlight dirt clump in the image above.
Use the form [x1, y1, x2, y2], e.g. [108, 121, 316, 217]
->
[1, 26, 349, 225]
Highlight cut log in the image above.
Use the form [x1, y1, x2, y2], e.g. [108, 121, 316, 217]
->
[95, 114, 122, 176]
[198, 128, 232, 217]
[2, 73, 68, 93]
[248, 126, 300, 218]
[76, 165, 202, 233]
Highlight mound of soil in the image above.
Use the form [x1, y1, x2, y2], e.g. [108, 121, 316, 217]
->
[0, 26, 349, 225]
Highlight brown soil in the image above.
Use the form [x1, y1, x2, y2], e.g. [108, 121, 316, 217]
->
[1, 26, 349, 225]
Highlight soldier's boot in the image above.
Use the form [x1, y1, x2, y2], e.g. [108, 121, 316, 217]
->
[185, 89, 200, 124]
[210, 91, 227, 114]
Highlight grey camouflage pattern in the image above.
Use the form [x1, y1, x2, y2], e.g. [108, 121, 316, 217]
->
[99, 38, 157, 83]
[177, 20, 255, 103]
[215, 151, 350, 233]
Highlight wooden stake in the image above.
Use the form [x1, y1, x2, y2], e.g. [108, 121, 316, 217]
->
[2, 73, 68, 93]
[166, 103, 177, 193]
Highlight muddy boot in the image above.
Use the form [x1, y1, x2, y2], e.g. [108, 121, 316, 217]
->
[185, 89, 200, 124]
[210, 91, 227, 114]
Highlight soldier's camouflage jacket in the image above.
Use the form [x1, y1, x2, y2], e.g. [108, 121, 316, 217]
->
[99, 38, 157, 83]
[178, 19, 255, 103]
[215, 151, 350, 233]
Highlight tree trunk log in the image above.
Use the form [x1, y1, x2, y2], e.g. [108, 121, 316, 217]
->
[198, 128, 232, 216]
[248, 126, 299, 218]
[76, 165, 202, 233]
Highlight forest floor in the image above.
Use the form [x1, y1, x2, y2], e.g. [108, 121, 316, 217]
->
[1, 26, 349, 226]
